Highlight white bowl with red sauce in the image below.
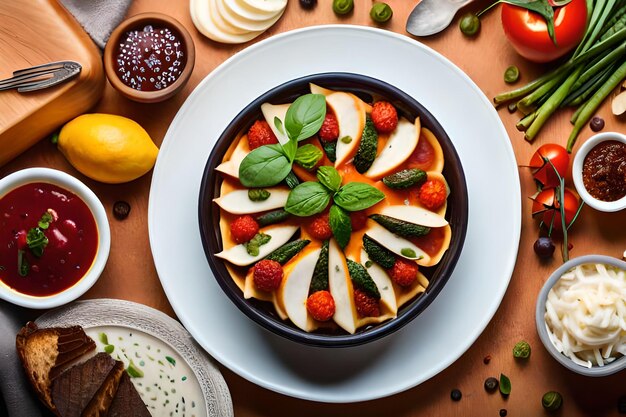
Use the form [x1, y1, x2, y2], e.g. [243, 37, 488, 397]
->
[572, 132, 626, 212]
[0, 168, 110, 308]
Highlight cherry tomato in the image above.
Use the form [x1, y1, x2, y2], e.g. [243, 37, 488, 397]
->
[531, 187, 579, 231]
[501, 0, 587, 63]
[529, 144, 570, 188]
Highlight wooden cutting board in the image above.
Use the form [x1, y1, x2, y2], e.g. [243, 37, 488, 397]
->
[0, 0, 104, 166]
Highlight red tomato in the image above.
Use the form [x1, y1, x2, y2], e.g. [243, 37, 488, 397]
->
[529, 144, 570, 187]
[501, 0, 587, 63]
[531, 188, 579, 231]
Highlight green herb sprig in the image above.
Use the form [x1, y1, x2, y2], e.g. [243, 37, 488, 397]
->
[239, 94, 327, 187]
[285, 166, 384, 248]
[18, 210, 54, 277]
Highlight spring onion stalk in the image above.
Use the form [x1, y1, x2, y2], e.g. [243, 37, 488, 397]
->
[494, 0, 626, 149]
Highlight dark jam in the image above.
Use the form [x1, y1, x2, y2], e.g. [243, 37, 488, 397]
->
[115, 25, 186, 91]
[582, 140, 626, 202]
[0, 183, 98, 297]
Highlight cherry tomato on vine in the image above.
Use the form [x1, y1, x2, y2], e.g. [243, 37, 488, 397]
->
[501, 0, 588, 63]
[529, 143, 570, 188]
[531, 187, 579, 231]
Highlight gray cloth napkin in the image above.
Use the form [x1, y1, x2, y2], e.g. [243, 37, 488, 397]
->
[60, 0, 133, 48]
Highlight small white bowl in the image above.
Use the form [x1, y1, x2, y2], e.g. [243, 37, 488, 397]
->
[0, 168, 110, 309]
[572, 131, 626, 212]
[536, 255, 626, 376]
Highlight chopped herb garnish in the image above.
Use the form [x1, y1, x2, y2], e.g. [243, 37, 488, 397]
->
[99, 332, 109, 345]
[365, 260, 373, 268]
[38, 211, 53, 229]
[244, 233, 271, 256]
[165, 356, 176, 366]
[340, 135, 352, 144]
[26, 227, 48, 258]
[127, 360, 144, 378]
[17, 250, 29, 277]
[401, 248, 417, 258]
[248, 189, 271, 202]
[104, 345, 115, 354]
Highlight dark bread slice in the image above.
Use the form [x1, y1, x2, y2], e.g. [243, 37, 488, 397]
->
[107, 372, 152, 417]
[16, 322, 96, 413]
[51, 352, 116, 417]
[82, 359, 125, 417]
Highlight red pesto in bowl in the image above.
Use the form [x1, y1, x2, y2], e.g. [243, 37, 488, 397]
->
[582, 140, 626, 202]
[114, 24, 187, 92]
[0, 183, 98, 297]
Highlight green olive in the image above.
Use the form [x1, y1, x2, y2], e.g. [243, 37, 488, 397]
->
[542, 391, 563, 412]
[504, 66, 521, 84]
[459, 13, 480, 36]
[370, 3, 393, 23]
[333, 0, 354, 15]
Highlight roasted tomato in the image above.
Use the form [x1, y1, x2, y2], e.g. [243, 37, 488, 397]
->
[531, 187, 579, 231]
[529, 144, 570, 188]
[501, 0, 587, 63]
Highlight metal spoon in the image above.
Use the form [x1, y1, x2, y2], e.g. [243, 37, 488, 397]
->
[406, 0, 475, 37]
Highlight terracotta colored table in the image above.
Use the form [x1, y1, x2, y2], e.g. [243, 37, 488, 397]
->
[2, 0, 626, 415]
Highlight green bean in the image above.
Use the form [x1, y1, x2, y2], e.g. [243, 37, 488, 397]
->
[567, 60, 626, 152]
[563, 63, 616, 106]
[516, 111, 537, 132]
[570, 41, 626, 91]
[525, 67, 584, 141]
[574, 0, 611, 56]
[600, 8, 626, 41]
[517, 72, 568, 114]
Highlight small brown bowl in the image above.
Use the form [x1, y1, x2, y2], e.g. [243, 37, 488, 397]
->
[104, 13, 195, 103]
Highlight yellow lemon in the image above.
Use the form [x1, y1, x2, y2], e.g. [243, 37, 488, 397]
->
[58, 114, 159, 184]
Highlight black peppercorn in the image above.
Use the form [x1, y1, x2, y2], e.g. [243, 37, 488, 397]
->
[499, 409, 507, 417]
[113, 201, 131, 220]
[590, 116, 605, 132]
[483, 355, 491, 364]
[299, 0, 317, 9]
[484, 377, 499, 392]
[450, 389, 462, 401]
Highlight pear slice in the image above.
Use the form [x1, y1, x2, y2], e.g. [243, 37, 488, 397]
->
[277, 247, 322, 332]
[328, 239, 358, 334]
[190, 0, 262, 44]
[209, 0, 251, 35]
[360, 249, 397, 316]
[378, 205, 448, 228]
[261, 103, 291, 145]
[214, 187, 289, 214]
[243, 268, 273, 301]
[310, 83, 335, 97]
[365, 118, 421, 179]
[240, 0, 287, 13]
[225, 0, 282, 20]
[215, 224, 298, 266]
[215, 135, 250, 178]
[324, 92, 366, 167]
[365, 224, 431, 264]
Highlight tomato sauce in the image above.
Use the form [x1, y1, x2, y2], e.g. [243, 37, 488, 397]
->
[582, 141, 626, 202]
[0, 183, 98, 296]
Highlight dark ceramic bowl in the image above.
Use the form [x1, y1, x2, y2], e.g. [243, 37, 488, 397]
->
[198, 73, 468, 347]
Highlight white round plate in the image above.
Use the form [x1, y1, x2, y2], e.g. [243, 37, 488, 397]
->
[36, 299, 233, 417]
[148, 25, 521, 403]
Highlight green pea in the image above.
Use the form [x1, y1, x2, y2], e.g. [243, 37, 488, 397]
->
[333, 0, 353, 15]
[504, 66, 520, 84]
[459, 13, 480, 36]
[370, 3, 393, 23]
[542, 391, 562, 412]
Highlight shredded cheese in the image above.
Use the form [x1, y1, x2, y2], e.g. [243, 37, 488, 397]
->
[545, 263, 626, 368]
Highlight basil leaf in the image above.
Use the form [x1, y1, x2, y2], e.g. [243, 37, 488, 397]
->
[294, 144, 323, 170]
[274, 116, 284, 135]
[317, 166, 342, 192]
[38, 211, 53, 229]
[248, 189, 271, 201]
[285, 94, 327, 142]
[501, 0, 557, 45]
[285, 182, 331, 217]
[27, 228, 48, 258]
[244, 233, 271, 256]
[329, 205, 352, 249]
[334, 182, 385, 211]
[282, 137, 298, 162]
[499, 373, 511, 395]
[239, 144, 292, 187]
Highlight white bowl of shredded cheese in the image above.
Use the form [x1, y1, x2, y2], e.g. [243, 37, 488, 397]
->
[536, 255, 626, 376]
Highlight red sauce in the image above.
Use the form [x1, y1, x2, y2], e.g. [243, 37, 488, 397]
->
[115, 25, 186, 91]
[582, 140, 626, 202]
[0, 183, 98, 296]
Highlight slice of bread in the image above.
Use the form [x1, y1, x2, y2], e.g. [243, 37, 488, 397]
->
[107, 372, 152, 417]
[82, 358, 125, 417]
[16, 322, 96, 412]
[51, 352, 118, 417]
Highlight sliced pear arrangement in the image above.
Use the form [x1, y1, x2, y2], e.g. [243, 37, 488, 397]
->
[212, 84, 459, 336]
[365, 117, 421, 179]
[215, 224, 298, 266]
[190, 0, 286, 44]
[214, 187, 289, 214]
